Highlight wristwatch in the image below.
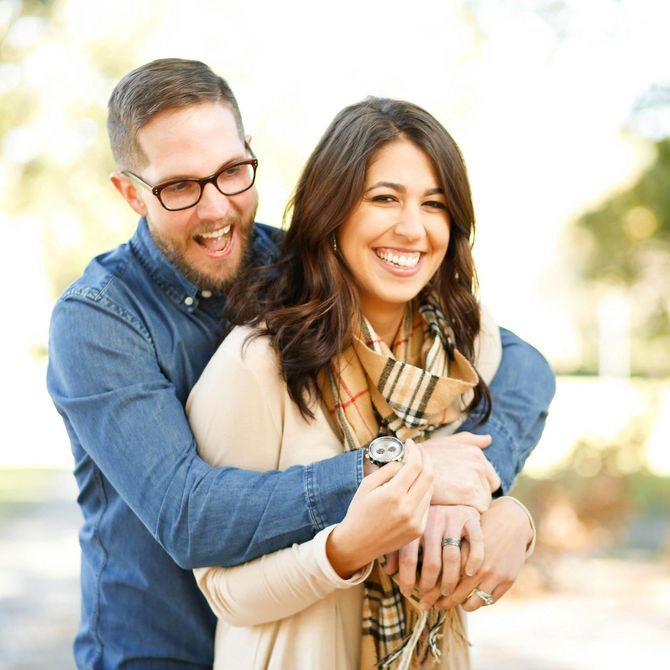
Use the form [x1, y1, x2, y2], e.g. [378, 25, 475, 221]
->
[366, 436, 404, 467]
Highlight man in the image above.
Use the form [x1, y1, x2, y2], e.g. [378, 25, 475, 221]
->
[47, 58, 555, 669]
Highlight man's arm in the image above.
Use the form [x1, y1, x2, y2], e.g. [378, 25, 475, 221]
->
[47, 293, 362, 569]
[459, 327, 556, 493]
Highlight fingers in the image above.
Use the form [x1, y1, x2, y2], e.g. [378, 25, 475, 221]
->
[359, 459, 403, 491]
[435, 567, 511, 613]
[437, 514, 468, 596]
[397, 538, 420, 597]
[384, 551, 399, 575]
[483, 459, 501, 494]
[455, 432, 493, 449]
[417, 512, 443, 594]
[393, 441, 433, 508]
[383, 439, 424, 494]
[424, 432, 492, 449]
[418, 584, 442, 610]
[462, 582, 499, 612]
[462, 517, 484, 577]
[439, 541, 462, 597]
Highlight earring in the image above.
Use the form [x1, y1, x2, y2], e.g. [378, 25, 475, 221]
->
[332, 235, 338, 254]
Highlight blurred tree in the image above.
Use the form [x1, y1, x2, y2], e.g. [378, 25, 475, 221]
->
[574, 88, 670, 376]
[0, 0, 160, 296]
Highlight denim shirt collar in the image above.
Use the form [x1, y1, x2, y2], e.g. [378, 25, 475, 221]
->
[128, 217, 278, 313]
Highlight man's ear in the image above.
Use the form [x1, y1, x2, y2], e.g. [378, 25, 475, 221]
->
[110, 173, 148, 216]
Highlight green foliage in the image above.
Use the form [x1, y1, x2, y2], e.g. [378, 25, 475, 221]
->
[574, 138, 670, 375]
[577, 138, 670, 283]
[0, 0, 142, 296]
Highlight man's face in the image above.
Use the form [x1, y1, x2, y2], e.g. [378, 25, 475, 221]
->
[118, 102, 258, 292]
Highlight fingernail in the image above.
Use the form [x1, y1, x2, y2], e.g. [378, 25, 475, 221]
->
[466, 568, 474, 577]
[419, 601, 430, 611]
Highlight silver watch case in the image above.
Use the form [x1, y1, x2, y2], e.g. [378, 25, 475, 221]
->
[366, 436, 404, 467]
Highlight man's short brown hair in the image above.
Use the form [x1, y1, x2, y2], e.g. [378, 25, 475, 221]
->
[107, 58, 245, 170]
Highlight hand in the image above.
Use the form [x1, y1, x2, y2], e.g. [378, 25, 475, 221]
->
[434, 497, 533, 612]
[422, 432, 500, 511]
[326, 440, 433, 578]
[383, 505, 483, 604]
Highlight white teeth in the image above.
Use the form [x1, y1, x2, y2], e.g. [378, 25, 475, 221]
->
[375, 250, 420, 268]
[199, 225, 232, 239]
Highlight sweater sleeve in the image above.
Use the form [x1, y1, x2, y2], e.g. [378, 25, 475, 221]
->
[187, 329, 372, 625]
[194, 525, 372, 626]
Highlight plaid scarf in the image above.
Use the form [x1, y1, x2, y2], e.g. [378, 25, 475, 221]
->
[318, 299, 476, 669]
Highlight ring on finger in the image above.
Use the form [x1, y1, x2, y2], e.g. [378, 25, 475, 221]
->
[469, 587, 494, 606]
[441, 537, 463, 549]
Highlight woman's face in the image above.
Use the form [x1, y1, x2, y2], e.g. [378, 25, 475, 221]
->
[337, 138, 451, 326]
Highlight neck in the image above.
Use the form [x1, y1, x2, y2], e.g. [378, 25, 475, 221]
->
[364, 305, 406, 347]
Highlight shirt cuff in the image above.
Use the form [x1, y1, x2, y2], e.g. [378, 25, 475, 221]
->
[303, 450, 362, 530]
[314, 524, 374, 586]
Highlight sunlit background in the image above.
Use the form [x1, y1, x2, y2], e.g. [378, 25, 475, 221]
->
[1, 0, 668, 668]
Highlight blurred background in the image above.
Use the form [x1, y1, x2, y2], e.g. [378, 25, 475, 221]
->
[0, 0, 668, 667]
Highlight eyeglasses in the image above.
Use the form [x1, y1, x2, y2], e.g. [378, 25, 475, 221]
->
[123, 155, 258, 212]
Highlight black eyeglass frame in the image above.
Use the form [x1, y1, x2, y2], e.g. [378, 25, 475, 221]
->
[122, 152, 258, 212]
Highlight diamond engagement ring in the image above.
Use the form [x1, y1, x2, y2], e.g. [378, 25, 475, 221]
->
[470, 588, 494, 606]
[441, 537, 463, 548]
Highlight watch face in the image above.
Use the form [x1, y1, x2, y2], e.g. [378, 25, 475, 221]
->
[368, 436, 404, 464]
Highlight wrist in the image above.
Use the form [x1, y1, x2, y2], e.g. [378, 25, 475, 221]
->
[325, 524, 368, 579]
[363, 458, 380, 477]
[493, 496, 536, 554]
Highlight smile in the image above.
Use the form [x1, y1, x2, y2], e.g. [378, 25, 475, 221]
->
[195, 224, 233, 254]
[374, 248, 422, 269]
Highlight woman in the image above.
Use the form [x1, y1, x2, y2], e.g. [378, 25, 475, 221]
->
[186, 97, 534, 669]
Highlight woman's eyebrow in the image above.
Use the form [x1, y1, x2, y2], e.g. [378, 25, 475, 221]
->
[364, 182, 445, 196]
[365, 181, 405, 193]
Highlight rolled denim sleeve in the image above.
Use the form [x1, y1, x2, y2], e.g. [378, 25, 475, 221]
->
[47, 293, 361, 569]
[460, 327, 556, 493]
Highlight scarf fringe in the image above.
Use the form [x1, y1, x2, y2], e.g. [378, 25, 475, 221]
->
[376, 606, 471, 670]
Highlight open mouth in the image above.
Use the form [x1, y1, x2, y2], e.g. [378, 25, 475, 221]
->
[375, 248, 421, 269]
[195, 224, 233, 254]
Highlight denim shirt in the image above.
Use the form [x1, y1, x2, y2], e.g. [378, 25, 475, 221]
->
[47, 218, 554, 669]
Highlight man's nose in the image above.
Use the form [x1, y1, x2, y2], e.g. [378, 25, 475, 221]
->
[195, 182, 232, 219]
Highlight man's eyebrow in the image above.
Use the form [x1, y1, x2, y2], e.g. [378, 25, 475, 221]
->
[156, 155, 248, 183]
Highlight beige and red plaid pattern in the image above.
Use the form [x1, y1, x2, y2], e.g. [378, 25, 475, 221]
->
[318, 299, 476, 669]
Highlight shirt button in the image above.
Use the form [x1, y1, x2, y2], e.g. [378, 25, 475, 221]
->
[184, 296, 194, 306]
[201, 290, 212, 298]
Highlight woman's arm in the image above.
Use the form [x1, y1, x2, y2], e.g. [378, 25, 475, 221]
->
[189, 333, 365, 625]
[194, 525, 371, 626]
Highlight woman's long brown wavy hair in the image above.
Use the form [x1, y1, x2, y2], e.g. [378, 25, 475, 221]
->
[227, 97, 491, 421]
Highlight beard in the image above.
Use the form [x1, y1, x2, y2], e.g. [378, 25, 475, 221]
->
[151, 209, 256, 294]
